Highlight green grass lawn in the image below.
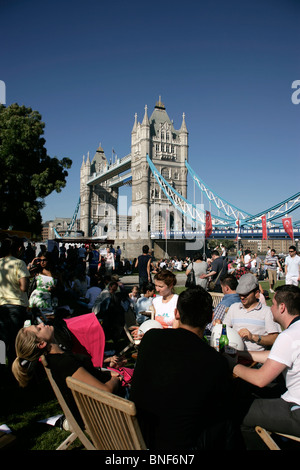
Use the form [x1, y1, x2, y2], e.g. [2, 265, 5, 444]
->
[0, 365, 75, 450]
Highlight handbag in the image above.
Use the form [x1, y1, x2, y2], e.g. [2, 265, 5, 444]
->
[108, 367, 134, 386]
[208, 280, 216, 291]
[185, 263, 196, 288]
[208, 258, 227, 291]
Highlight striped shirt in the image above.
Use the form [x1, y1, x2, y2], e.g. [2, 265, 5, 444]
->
[264, 254, 278, 271]
[224, 301, 281, 351]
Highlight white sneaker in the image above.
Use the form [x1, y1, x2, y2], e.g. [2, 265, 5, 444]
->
[62, 419, 70, 431]
[270, 289, 275, 293]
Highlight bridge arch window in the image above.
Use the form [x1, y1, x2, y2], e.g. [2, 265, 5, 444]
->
[170, 211, 174, 230]
[161, 167, 169, 179]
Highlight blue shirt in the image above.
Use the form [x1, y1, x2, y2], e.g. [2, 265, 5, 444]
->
[206, 293, 240, 332]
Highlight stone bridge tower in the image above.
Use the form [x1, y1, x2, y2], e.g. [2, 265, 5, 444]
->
[131, 98, 188, 238]
[80, 146, 118, 238]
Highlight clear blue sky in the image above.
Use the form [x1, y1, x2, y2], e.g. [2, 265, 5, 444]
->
[2, 0, 300, 225]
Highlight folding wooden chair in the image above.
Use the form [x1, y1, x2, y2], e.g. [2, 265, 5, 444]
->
[255, 426, 300, 450]
[66, 376, 147, 450]
[119, 305, 141, 355]
[40, 355, 96, 450]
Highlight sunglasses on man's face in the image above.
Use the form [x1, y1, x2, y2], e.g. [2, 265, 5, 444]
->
[239, 289, 257, 298]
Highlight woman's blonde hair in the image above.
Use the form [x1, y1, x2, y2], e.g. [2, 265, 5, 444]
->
[12, 327, 45, 388]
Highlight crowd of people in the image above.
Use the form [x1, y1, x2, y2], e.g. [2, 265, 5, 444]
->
[1, 235, 300, 450]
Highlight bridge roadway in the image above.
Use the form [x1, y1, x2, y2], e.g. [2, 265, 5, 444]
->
[87, 154, 131, 186]
[151, 228, 300, 240]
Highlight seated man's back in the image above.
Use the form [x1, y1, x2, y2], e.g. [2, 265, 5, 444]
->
[130, 326, 240, 450]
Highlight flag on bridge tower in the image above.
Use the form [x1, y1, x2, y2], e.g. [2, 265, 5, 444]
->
[261, 215, 268, 240]
[205, 211, 212, 238]
[282, 216, 294, 240]
[235, 217, 240, 241]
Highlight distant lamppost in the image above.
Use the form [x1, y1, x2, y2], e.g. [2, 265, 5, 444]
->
[237, 237, 241, 257]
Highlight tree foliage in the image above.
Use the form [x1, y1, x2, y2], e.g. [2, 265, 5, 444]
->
[208, 239, 235, 252]
[0, 103, 72, 234]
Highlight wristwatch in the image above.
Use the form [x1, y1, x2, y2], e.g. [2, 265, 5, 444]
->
[257, 335, 262, 344]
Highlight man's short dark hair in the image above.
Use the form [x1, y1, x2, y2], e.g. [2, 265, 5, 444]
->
[142, 245, 149, 254]
[108, 281, 118, 289]
[0, 236, 24, 258]
[142, 282, 155, 294]
[274, 285, 300, 317]
[220, 274, 238, 291]
[177, 286, 213, 328]
[211, 250, 219, 257]
[289, 245, 296, 251]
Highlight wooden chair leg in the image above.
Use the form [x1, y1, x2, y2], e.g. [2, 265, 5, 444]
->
[255, 426, 281, 450]
[56, 432, 78, 450]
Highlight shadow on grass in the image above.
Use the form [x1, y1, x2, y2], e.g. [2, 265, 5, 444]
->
[0, 363, 83, 450]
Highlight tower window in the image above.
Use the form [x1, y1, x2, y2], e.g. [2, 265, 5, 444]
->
[161, 168, 169, 179]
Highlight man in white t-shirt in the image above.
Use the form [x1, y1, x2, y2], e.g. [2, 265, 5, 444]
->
[233, 285, 300, 438]
[285, 245, 300, 286]
[243, 250, 252, 268]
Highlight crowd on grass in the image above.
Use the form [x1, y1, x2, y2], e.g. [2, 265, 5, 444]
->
[1, 235, 300, 450]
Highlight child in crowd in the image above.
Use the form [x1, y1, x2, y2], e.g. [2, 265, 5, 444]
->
[135, 282, 155, 325]
[129, 285, 140, 307]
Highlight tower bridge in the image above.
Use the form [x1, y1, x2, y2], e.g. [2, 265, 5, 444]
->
[76, 99, 300, 258]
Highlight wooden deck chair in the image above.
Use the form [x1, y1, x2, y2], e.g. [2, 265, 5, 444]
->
[119, 305, 140, 355]
[66, 376, 147, 450]
[40, 355, 96, 450]
[210, 292, 224, 308]
[255, 426, 300, 450]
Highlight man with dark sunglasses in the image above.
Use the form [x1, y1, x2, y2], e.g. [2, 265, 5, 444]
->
[223, 273, 280, 351]
[285, 245, 300, 287]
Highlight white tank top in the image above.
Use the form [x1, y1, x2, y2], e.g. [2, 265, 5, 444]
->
[153, 294, 179, 328]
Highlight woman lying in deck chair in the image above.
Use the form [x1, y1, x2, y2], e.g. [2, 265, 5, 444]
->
[12, 322, 124, 414]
